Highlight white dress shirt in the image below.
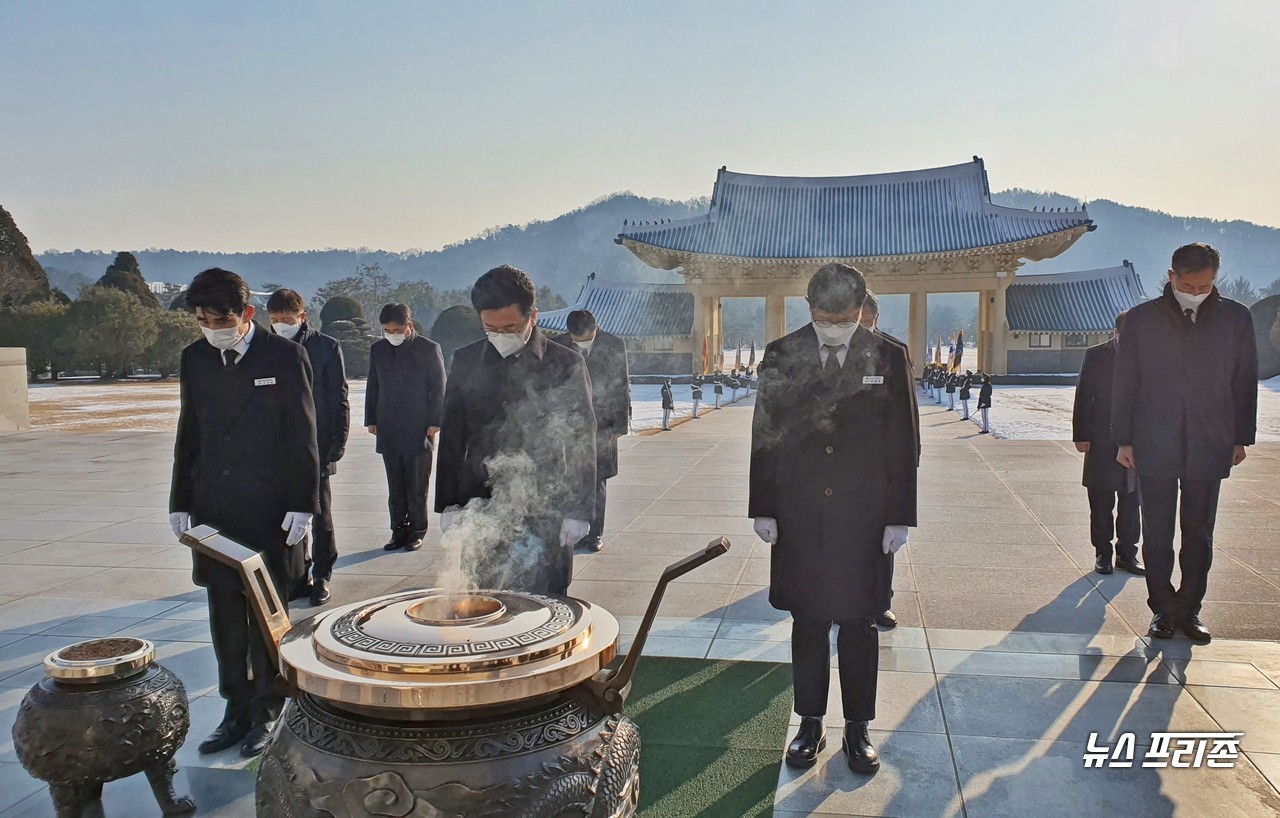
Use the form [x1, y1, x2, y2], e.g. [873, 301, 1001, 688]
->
[225, 320, 255, 365]
[817, 337, 850, 368]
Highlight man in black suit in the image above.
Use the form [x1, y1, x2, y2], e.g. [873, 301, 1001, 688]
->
[1113, 243, 1257, 643]
[267, 288, 349, 605]
[551, 309, 631, 553]
[169, 268, 319, 758]
[365, 303, 447, 553]
[435, 265, 596, 595]
[1072, 312, 1143, 577]
[751, 264, 917, 775]
[858, 290, 921, 630]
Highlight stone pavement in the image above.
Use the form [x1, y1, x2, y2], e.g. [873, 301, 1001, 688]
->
[0, 394, 1278, 815]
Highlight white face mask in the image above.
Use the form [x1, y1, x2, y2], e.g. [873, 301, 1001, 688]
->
[273, 322, 301, 341]
[202, 325, 244, 351]
[1172, 288, 1211, 311]
[574, 338, 594, 352]
[487, 321, 533, 358]
[813, 321, 858, 347]
[384, 331, 408, 346]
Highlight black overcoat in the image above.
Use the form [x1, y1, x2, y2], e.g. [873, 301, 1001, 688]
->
[1072, 340, 1131, 492]
[977, 381, 992, 409]
[959, 374, 973, 401]
[365, 333, 447, 456]
[945, 373, 957, 394]
[660, 382, 674, 410]
[877, 330, 920, 463]
[1112, 283, 1258, 480]
[170, 328, 320, 591]
[435, 329, 596, 523]
[292, 323, 349, 471]
[749, 325, 917, 620]
[550, 330, 630, 480]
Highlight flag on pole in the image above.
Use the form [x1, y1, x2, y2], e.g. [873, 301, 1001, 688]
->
[933, 336, 942, 365]
[953, 330, 964, 371]
[748, 340, 756, 367]
[701, 334, 709, 374]
[735, 341, 742, 370]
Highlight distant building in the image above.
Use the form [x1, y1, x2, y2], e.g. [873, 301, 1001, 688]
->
[538, 274, 694, 374]
[1005, 261, 1145, 374]
[614, 157, 1095, 374]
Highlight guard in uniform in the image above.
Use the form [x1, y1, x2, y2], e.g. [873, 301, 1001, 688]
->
[169, 268, 319, 758]
[691, 376, 704, 418]
[713, 373, 724, 408]
[959, 370, 974, 419]
[976, 374, 992, 433]
[551, 309, 631, 552]
[1072, 313, 1144, 576]
[660, 379, 674, 430]
[750, 263, 917, 775]
[1112, 243, 1257, 643]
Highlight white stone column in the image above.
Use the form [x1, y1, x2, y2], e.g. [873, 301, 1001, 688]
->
[992, 279, 1010, 375]
[908, 288, 928, 375]
[765, 293, 787, 343]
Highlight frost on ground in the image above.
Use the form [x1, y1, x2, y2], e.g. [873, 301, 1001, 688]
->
[26, 379, 751, 434]
[976, 377, 1280, 442]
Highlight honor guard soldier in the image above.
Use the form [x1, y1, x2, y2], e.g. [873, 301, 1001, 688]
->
[170, 268, 320, 758]
[713, 373, 724, 408]
[959, 370, 974, 419]
[267, 289, 350, 605]
[750, 263, 917, 775]
[691, 376, 704, 418]
[1073, 312, 1144, 577]
[1113, 243, 1257, 643]
[976, 373, 992, 433]
[660, 379, 675, 430]
[551, 309, 631, 552]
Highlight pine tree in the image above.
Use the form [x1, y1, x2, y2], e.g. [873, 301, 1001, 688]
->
[97, 252, 160, 307]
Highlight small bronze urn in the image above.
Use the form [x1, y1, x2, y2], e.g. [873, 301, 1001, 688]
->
[12, 637, 196, 818]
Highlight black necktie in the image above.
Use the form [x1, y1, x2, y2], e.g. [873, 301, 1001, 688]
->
[822, 344, 845, 373]
[224, 349, 239, 367]
[1184, 308, 1195, 324]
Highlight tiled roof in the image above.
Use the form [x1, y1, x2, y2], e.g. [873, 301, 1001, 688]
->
[616, 158, 1092, 265]
[1006, 262, 1146, 333]
[538, 275, 693, 338]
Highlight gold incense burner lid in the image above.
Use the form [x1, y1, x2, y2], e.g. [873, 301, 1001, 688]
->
[280, 589, 619, 713]
[44, 637, 155, 683]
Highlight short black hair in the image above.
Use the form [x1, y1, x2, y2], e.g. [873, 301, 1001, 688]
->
[186, 268, 251, 316]
[807, 263, 867, 313]
[862, 291, 880, 317]
[471, 264, 536, 316]
[567, 309, 597, 336]
[1171, 243, 1220, 276]
[379, 303, 411, 325]
[266, 288, 305, 314]
[1114, 310, 1129, 334]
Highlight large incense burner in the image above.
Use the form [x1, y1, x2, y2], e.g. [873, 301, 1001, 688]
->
[178, 525, 729, 818]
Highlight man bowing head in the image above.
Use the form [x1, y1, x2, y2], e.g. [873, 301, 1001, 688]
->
[749, 263, 917, 775]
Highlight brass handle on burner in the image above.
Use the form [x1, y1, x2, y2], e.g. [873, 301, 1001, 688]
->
[583, 537, 730, 714]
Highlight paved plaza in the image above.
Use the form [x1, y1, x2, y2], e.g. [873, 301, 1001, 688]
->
[1, 396, 1279, 816]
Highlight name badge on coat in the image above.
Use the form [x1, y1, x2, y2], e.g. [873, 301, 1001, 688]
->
[863, 375, 885, 385]
[254, 377, 277, 387]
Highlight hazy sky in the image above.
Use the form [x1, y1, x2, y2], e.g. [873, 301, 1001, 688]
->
[4, 1, 1279, 252]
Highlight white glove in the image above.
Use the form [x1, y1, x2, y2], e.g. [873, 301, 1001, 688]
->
[753, 517, 778, 545]
[560, 518, 590, 548]
[169, 512, 191, 540]
[281, 511, 314, 546]
[882, 525, 909, 554]
[440, 510, 459, 533]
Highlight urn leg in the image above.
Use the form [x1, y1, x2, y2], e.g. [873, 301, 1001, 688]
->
[48, 783, 88, 818]
[144, 759, 196, 816]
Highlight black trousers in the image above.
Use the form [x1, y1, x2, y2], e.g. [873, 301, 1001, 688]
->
[589, 479, 608, 542]
[208, 581, 286, 725]
[1139, 475, 1221, 618]
[311, 473, 337, 581]
[382, 449, 432, 536]
[1087, 487, 1141, 561]
[792, 617, 878, 722]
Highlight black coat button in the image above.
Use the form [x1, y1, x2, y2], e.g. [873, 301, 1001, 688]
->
[824, 488, 833, 497]
[221, 469, 230, 476]
[826, 446, 834, 454]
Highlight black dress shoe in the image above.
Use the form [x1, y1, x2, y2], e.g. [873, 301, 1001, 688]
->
[589, 537, 605, 553]
[785, 716, 827, 768]
[875, 610, 897, 629]
[1182, 615, 1212, 643]
[404, 536, 423, 552]
[1148, 614, 1175, 640]
[198, 720, 250, 754]
[1114, 556, 1145, 576]
[240, 722, 276, 758]
[382, 536, 404, 551]
[310, 578, 331, 606]
[843, 721, 880, 774]
[1094, 553, 1113, 574]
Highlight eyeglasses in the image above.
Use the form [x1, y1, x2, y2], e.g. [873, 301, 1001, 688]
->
[813, 320, 858, 329]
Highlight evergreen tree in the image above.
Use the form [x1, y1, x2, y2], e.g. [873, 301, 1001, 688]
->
[60, 286, 159, 378]
[97, 251, 161, 307]
[431, 305, 485, 372]
[0, 300, 71, 380]
[145, 310, 203, 377]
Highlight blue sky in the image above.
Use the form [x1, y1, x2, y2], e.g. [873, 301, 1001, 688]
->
[3, 0, 1278, 251]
